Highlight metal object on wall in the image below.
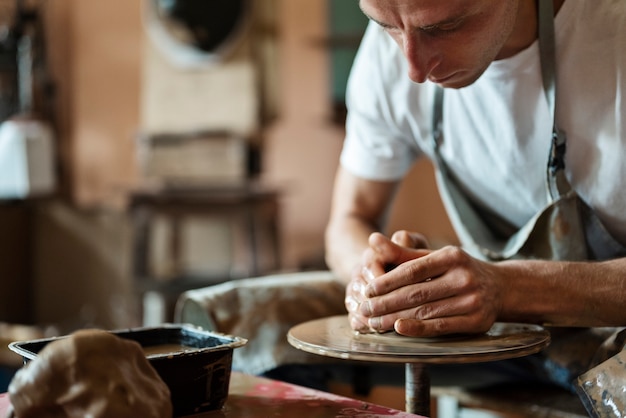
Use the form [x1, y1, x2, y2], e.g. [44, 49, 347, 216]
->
[139, 0, 279, 154]
[0, 0, 56, 199]
[143, 0, 251, 69]
[0, 117, 55, 198]
[0, 30, 18, 122]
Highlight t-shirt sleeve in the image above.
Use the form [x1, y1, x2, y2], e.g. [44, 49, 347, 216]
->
[340, 21, 425, 181]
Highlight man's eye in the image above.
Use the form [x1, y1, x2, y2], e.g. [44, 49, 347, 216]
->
[377, 22, 399, 34]
[383, 26, 401, 35]
[420, 19, 462, 34]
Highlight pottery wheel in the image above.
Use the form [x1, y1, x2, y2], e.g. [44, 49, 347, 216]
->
[288, 315, 550, 365]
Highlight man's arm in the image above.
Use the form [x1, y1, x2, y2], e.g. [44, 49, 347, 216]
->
[324, 167, 399, 284]
[495, 257, 626, 327]
[359, 240, 626, 336]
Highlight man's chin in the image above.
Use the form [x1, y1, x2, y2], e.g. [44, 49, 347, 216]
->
[429, 71, 483, 89]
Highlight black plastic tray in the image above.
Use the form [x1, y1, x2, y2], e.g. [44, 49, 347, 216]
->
[9, 323, 247, 417]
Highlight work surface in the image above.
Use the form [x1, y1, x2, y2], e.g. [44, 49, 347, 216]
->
[0, 371, 423, 418]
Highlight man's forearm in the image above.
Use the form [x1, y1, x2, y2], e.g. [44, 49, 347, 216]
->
[325, 168, 400, 283]
[497, 257, 626, 327]
[325, 216, 377, 284]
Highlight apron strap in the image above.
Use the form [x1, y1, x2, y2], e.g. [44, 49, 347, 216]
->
[432, 87, 444, 153]
[538, 0, 556, 112]
[537, 0, 570, 200]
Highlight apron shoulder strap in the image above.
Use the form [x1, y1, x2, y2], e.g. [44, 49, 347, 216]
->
[538, 0, 570, 199]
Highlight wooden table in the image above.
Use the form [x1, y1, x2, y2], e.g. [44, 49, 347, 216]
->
[288, 315, 551, 417]
[0, 371, 423, 418]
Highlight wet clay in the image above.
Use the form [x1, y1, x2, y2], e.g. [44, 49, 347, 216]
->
[7, 329, 172, 418]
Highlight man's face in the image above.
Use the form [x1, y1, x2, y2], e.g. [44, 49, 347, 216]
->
[359, 0, 521, 88]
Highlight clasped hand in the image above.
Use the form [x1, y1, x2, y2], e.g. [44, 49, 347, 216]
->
[345, 231, 502, 337]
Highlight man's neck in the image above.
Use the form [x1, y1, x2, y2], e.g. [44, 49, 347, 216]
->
[497, 0, 566, 60]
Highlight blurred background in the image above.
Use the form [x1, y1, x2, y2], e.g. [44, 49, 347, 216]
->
[0, 0, 456, 386]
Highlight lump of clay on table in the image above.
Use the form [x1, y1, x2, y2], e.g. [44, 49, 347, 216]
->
[7, 329, 172, 418]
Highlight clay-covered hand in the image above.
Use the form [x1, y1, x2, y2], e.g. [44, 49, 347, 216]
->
[360, 241, 503, 337]
[7, 329, 172, 418]
[345, 230, 430, 333]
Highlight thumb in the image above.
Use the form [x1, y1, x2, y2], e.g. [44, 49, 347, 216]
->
[368, 232, 431, 268]
[390, 230, 430, 249]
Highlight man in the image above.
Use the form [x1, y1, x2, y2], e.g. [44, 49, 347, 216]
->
[325, 0, 626, 379]
[179, 0, 625, 402]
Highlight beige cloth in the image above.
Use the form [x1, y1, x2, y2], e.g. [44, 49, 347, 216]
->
[174, 271, 347, 375]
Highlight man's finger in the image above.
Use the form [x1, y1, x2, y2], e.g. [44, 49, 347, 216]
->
[390, 230, 429, 249]
[394, 316, 491, 337]
[368, 232, 431, 267]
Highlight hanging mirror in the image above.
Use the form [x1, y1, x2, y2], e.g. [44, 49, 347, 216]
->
[143, 0, 251, 69]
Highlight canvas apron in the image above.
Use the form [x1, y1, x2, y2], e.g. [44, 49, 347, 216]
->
[430, 0, 626, 388]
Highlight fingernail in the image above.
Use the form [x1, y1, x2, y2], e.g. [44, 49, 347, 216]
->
[362, 266, 375, 282]
[350, 317, 368, 333]
[345, 296, 359, 312]
[368, 316, 381, 331]
[350, 316, 360, 329]
[359, 299, 372, 316]
[351, 280, 365, 295]
[364, 284, 375, 298]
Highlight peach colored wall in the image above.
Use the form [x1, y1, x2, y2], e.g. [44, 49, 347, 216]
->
[45, 0, 142, 207]
[70, 1, 143, 206]
[263, 0, 345, 268]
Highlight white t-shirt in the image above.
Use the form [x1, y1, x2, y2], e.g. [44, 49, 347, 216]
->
[341, 0, 626, 245]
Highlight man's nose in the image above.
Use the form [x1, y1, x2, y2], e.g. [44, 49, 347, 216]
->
[402, 34, 436, 83]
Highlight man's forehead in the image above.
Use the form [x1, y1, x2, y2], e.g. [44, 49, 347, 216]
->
[359, 0, 482, 26]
